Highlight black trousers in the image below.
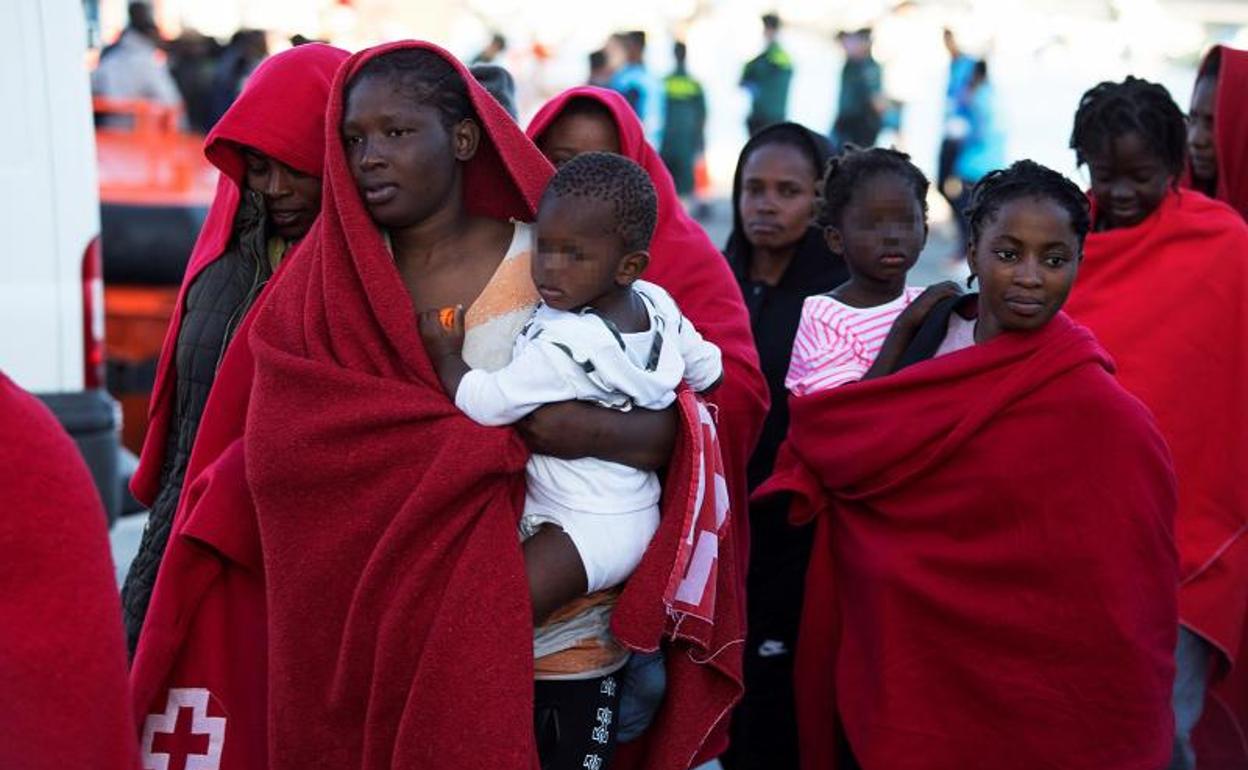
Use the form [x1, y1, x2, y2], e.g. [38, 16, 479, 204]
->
[535, 672, 622, 770]
[722, 496, 813, 770]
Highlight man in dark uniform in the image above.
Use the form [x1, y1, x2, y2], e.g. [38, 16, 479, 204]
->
[741, 13, 793, 136]
[661, 42, 707, 205]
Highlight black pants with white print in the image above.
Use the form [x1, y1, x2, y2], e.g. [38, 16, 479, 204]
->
[535, 672, 621, 770]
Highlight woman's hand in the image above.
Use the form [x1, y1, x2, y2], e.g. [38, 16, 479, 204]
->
[516, 401, 678, 471]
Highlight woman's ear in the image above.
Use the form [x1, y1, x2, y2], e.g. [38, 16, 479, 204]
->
[964, 240, 978, 286]
[823, 225, 844, 255]
[453, 119, 481, 162]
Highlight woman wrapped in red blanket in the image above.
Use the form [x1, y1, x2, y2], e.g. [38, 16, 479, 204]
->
[1066, 76, 1248, 770]
[242, 41, 744, 770]
[759, 161, 1179, 769]
[1186, 46, 1248, 220]
[123, 43, 350, 655]
[0, 373, 139, 770]
[128, 43, 348, 770]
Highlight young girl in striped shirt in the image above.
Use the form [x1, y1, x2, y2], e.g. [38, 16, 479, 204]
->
[786, 147, 960, 394]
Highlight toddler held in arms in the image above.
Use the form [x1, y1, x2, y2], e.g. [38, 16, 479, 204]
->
[419, 151, 722, 627]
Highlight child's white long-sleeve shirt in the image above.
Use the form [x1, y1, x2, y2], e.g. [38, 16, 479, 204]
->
[455, 279, 721, 514]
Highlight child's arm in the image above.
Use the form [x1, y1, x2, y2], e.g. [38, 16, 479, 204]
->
[862, 282, 963, 380]
[417, 306, 472, 399]
[677, 316, 724, 394]
[418, 307, 581, 427]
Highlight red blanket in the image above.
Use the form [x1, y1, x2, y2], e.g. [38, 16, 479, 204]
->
[0, 373, 139, 770]
[130, 43, 348, 506]
[129, 43, 346, 770]
[1186, 46, 1248, 220]
[757, 314, 1178, 769]
[1065, 188, 1248, 767]
[612, 392, 744, 770]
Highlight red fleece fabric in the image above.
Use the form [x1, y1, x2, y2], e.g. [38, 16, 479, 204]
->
[1186, 46, 1248, 220]
[528, 87, 767, 762]
[1065, 188, 1248, 767]
[756, 315, 1179, 769]
[0, 373, 139, 770]
[611, 392, 745, 770]
[130, 43, 347, 770]
[130, 43, 349, 506]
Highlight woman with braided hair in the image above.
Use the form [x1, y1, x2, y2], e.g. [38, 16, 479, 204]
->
[758, 159, 1179, 769]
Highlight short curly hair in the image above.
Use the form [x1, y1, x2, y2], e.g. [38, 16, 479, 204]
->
[1069, 76, 1187, 178]
[816, 146, 929, 229]
[965, 160, 1090, 247]
[540, 151, 658, 253]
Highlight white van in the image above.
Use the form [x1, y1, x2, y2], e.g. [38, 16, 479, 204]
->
[0, 0, 120, 521]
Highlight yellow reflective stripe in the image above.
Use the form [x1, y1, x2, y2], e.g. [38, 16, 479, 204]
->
[665, 76, 702, 98]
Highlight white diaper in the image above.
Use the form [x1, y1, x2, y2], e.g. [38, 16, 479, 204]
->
[520, 496, 660, 594]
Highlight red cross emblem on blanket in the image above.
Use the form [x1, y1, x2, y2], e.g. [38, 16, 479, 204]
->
[141, 688, 226, 770]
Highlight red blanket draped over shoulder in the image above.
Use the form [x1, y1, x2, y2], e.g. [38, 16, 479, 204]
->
[1184, 46, 1248, 220]
[129, 43, 348, 770]
[1065, 189, 1248, 767]
[757, 314, 1178, 769]
[0, 374, 139, 770]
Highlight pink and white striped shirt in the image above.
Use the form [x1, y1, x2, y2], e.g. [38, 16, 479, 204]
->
[785, 286, 925, 395]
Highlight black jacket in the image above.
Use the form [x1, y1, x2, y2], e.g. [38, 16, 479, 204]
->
[120, 192, 273, 654]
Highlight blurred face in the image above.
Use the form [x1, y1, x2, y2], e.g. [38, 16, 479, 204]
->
[531, 193, 638, 310]
[533, 194, 641, 311]
[341, 74, 478, 229]
[1084, 131, 1172, 230]
[738, 143, 819, 254]
[1187, 75, 1218, 185]
[970, 196, 1080, 342]
[242, 149, 322, 241]
[537, 110, 621, 167]
[826, 172, 927, 284]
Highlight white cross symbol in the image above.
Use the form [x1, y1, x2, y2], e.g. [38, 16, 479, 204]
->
[141, 688, 226, 770]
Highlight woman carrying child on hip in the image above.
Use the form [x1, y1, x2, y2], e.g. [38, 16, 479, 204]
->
[419, 153, 721, 768]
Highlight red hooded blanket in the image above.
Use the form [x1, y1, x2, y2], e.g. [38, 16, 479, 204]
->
[1065, 189, 1248, 767]
[757, 314, 1179, 769]
[527, 87, 769, 581]
[244, 41, 542, 769]
[129, 43, 347, 770]
[1185, 46, 1248, 220]
[130, 42, 349, 506]
[0, 373, 139, 770]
